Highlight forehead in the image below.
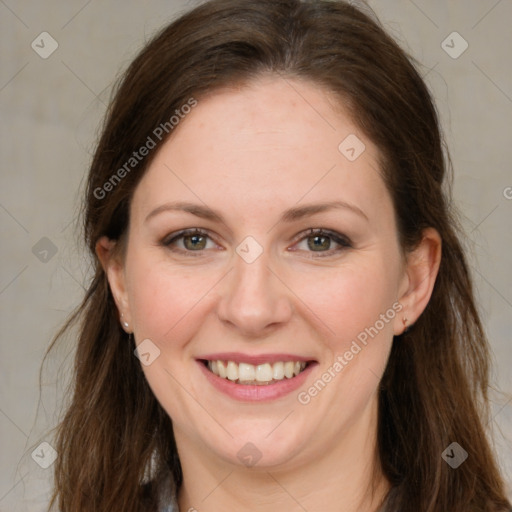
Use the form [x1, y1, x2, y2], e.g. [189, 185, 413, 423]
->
[132, 76, 392, 229]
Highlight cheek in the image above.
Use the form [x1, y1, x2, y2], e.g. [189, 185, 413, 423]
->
[293, 257, 400, 349]
[125, 251, 218, 421]
[125, 249, 223, 350]
[291, 260, 399, 428]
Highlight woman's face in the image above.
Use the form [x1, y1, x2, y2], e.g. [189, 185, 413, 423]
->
[108, 76, 411, 470]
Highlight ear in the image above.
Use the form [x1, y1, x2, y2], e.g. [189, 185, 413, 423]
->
[394, 227, 442, 335]
[96, 236, 132, 331]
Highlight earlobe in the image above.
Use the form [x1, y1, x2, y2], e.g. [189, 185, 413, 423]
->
[95, 236, 132, 329]
[394, 227, 442, 335]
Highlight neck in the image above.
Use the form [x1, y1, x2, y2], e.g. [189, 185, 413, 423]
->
[175, 395, 391, 512]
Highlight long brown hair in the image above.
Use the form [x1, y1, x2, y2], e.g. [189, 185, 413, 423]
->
[45, 0, 511, 510]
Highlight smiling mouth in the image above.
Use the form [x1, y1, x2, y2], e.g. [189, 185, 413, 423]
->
[202, 359, 310, 385]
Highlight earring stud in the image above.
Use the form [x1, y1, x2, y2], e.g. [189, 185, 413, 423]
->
[121, 313, 129, 329]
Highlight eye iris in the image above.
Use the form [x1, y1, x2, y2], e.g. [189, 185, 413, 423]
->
[308, 234, 330, 251]
[184, 234, 206, 250]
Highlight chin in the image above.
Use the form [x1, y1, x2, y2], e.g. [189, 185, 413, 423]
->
[201, 419, 311, 470]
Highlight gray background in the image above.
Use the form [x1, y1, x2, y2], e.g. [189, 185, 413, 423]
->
[1, 0, 511, 509]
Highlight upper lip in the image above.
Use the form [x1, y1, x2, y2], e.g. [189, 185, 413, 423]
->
[197, 352, 316, 365]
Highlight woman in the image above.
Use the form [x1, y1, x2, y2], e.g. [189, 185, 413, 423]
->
[46, 0, 512, 510]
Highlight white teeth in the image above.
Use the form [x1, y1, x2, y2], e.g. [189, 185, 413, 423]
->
[238, 362, 255, 381]
[273, 361, 284, 380]
[256, 363, 273, 382]
[206, 359, 307, 384]
[226, 361, 238, 381]
[284, 361, 294, 379]
[217, 360, 227, 378]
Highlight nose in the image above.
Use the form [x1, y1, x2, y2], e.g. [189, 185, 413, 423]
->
[216, 247, 293, 337]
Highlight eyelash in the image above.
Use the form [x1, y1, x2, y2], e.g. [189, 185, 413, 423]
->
[162, 228, 352, 258]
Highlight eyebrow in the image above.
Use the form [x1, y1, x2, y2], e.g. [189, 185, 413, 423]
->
[145, 199, 368, 224]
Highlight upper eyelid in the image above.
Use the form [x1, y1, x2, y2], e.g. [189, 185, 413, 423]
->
[293, 228, 351, 244]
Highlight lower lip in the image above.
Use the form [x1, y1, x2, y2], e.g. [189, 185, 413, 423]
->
[197, 360, 316, 402]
